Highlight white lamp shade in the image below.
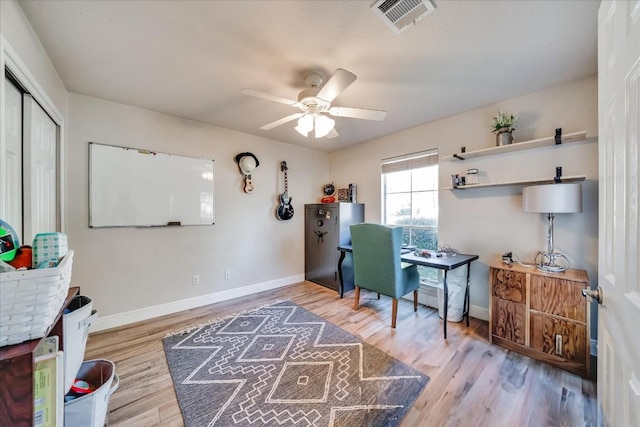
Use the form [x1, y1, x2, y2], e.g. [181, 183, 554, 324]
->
[522, 183, 582, 213]
[295, 114, 314, 137]
[314, 114, 335, 138]
[294, 113, 335, 138]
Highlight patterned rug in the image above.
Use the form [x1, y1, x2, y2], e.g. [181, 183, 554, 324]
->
[163, 300, 429, 427]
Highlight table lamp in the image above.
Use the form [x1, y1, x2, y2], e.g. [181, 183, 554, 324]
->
[522, 183, 582, 272]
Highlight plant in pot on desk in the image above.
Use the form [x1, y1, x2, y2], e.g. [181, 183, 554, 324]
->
[491, 111, 518, 146]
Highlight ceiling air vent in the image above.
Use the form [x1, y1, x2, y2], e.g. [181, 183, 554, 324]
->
[371, 0, 436, 34]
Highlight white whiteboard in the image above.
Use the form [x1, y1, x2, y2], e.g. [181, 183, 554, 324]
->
[89, 142, 214, 227]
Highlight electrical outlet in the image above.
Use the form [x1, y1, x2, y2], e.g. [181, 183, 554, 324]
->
[224, 270, 231, 279]
[193, 275, 200, 285]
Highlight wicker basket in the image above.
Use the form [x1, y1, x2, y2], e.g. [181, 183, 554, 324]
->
[0, 250, 74, 347]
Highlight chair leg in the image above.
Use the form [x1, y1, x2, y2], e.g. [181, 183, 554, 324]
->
[354, 286, 360, 310]
[391, 298, 398, 328]
[413, 290, 418, 312]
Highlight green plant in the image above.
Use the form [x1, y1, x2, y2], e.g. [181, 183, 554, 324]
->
[491, 111, 518, 133]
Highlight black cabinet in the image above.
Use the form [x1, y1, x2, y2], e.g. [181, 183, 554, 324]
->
[304, 203, 364, 294]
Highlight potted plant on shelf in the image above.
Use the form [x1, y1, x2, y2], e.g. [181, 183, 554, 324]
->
[491, 111, 518, 146]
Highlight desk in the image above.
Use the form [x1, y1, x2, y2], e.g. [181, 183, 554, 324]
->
[338, 245, 478, 339]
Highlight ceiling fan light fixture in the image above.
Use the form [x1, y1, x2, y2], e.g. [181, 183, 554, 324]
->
[295, 113, 335, 139]
[295, 114, 314, 137]
[242, 68, 386, 139]
[314, 114, 335, 138]
[294, 125, 308, 137]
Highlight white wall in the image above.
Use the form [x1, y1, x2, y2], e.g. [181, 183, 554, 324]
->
[1, 0, 69, 235]
[0, 0, 67, 114]
[66, 94, 329, 324]
[330, 76, 599, 322]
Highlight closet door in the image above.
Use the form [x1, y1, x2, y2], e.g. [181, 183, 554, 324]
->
[2, 77, 23, 240]
[23, 94, 58, 243]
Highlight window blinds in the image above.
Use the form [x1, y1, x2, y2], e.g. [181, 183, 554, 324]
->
[381, 149, 438, 174]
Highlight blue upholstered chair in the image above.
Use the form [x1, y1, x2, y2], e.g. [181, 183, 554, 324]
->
[350, 223, 421, 328]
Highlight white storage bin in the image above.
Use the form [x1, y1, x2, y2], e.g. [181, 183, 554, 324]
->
[63, 295, 98, 394]
[437, 282, 465, 322]
[0, 250, 74, 347]
[64, 359, 119, 427]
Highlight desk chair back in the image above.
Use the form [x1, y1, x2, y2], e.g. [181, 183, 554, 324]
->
[350, 223, 420, 327]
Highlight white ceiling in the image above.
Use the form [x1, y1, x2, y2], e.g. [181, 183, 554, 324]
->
[18, 0, 599, 152]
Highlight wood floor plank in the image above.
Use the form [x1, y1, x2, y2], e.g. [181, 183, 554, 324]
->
[84, 281, 596, 427]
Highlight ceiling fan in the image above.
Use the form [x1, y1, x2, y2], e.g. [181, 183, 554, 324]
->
[241, 69, 387, 139]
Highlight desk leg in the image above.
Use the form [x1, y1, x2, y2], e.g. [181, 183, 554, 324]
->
[465, 264, 471, 327]
[443, 270, 448, 339]
[337, 250, 346, 298]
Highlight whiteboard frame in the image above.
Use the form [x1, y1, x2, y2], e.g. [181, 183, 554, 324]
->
[88, 142, 215, 228]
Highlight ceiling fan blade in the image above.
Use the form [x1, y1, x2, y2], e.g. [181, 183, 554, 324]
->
[316, 69, 357, 103]
[328, 106, 387, 121]
[260, 113, 304, 130]
[241, 89, 298, 106]
[326, 128, 339, 139]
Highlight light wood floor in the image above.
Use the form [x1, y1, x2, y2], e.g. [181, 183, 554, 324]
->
[86, 281, 597, 427]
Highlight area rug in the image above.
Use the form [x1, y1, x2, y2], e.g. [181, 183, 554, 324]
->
[163, 300, 429, 427]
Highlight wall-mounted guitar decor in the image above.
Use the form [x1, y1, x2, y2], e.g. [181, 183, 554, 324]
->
[234, 152, 260, 193]
[276, 161, 294, 220]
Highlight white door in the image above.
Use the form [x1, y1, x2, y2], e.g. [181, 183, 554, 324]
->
[597, 1, 640, 426]
[1, 77, 23, 240]
[23, 94, 58, 243]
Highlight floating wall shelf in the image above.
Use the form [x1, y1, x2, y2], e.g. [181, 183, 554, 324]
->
[443, 175, 586, 191]
[441, 131, 590, 162]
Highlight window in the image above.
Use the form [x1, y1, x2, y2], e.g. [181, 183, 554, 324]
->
[382, 149, 438, 282]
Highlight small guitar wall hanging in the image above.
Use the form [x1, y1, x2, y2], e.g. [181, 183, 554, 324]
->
[276, 161, 294, 221]
[235, 152, 259, 193]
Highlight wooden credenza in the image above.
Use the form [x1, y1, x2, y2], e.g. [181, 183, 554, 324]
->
[0, 286, 80, 426]
[489, 263, 590, 377]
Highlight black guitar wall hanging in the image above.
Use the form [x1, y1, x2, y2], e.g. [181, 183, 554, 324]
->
[276, 161, 294, 221]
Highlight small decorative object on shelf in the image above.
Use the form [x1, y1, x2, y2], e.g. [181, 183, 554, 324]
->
[348, 183, 357, 203]
[320, 183, 336, 203]
[337, 188, 349, 202]
[451, 174, 465, 188]
[491, 111, 519, 146]
[465, 168, 479, 185]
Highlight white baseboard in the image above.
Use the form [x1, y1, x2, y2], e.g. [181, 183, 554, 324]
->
[469, 305, 489, 321]
[90, 274, 304, 333]
[412, 285, 490, 322]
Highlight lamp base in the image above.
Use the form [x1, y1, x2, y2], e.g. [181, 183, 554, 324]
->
[534, 251, 570, 273]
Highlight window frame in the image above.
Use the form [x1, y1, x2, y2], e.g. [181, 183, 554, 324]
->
[381, 149, 439, 284]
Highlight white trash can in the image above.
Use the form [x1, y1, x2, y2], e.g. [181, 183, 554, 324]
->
[437, 282, 465, 322]
[63, 295, 98, 394]
[64, 359, 119, 427]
